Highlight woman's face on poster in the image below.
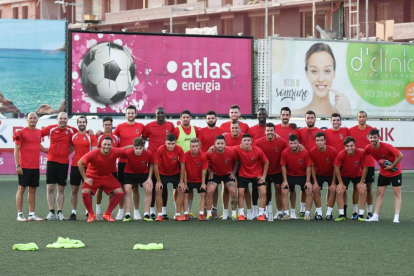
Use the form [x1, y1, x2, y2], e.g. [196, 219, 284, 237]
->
[306, 51, 335, 99]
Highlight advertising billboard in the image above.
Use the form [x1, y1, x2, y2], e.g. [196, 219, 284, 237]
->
[270, 39, 414, 118]
[69, 31, 253, 116]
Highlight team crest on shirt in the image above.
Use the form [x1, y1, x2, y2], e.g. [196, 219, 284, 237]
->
[225, 159, 229, 164]
[83, 136, 86, 141]
[299, 159, 302, 164]
[382, 155, 386, 159]
[142, 161, 146, 166]
[173, 156, 177, 161]
[197, 162, 201, 167]
[136, 129, 139, 134]
[340, 134, 343, 139]
[326, 158, 330, 163]
[65, 131, 68, 135]
[355, 161, 359, 166]
[275, 147, 279, 152]
[251, 158, 256, 162]
[166, 130, 169, 134]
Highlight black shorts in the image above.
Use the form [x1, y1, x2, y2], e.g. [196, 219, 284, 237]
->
[160, 173, 181, 189]
[237, 176, 265, 189]
[209, 174, 234, 185]
[266, 172, 283, 185]
[377, 174, 402, 187]
[123, 173, 149, 187]
[117, 162, 126, 183]
[46, 161, 68, 186]
[18, 168, 40, 188]
[342, 176, 362, 190]
[286, 175, 308, 192]
[70, 166, 84, 186]
[365, 167, 375, 183]
[315, 174, 334, 190]
[185, 182, 206, 193]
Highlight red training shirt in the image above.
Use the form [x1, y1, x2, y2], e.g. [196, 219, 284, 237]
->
[184, 151, 208, 183]
[123, 148, 154, 175]
[348, 125, 375, 167]
[324, 127, 349, 152]
[206, 147, 238, 176]
[224, 133, 243, 147]
[248, 124, 266, 140]
[274, 123, 299, 141]
[71, 133, 98, 166]
[364, 142, 401, 177]
[113, 122, 144, 163]
[197, 126, 224, 152]
[41, 124, 77, 164]
[309, 145, 338, 177]
[96, 133, 119, 173]
[220, 120, 249, 134]
[233, 146, 268, 178]
[334, 149, 366, 178]
[253, 136, 288, 174]
[143, 121, 175, 153]
[154, 144, 185, 176]
[280, 148, 312, 177]
[298, 127, 322, 151]
[14, 127, 42, 169]
[81, 147, 125, 178]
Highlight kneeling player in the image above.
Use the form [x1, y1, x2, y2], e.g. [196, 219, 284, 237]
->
[365, 129, 403, 223]
[206, 135, 239, 220]
[122, 137, 154, 222]
[78, 137, 125, 222]
[184, 138, 208, 221]
[280, 135, 313, 220]
[309, 132, 338, 220]
[334, 137, 368, 222]
[233, 134, 269, 221]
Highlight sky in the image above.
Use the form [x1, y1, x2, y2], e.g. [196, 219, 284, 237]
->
[0, 19, 65, 50]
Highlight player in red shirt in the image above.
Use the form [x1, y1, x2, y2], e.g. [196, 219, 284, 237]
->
[154, 134, 186, 221]
[143, 107, 175, 220]
[220, 104, 250, 134]
[365, 129, 404, 223]
[13, 112, 47, 222]
[78, 137, 125, 222]
[41, 112, 77, 221]
[68, 116, 98, 221]
[224, 121, 243, 147]
[324, 113, 349, 217]
[334, 137, 368, 222]
[233, 134, 269, 221]
[349, 111, 375, 219]
[122, 137, 154, 222]
[254, 123, 288, 220]
[280, 134, 313, 220]
[309, 132, 338, 220]
[197, 110, 224, 218]
[206, 135, 239, 221]
[95, 116, 119, 220]
[183, 138, 208, 221]
[297, 110, 322, 219]
[112, 105, 145, 220]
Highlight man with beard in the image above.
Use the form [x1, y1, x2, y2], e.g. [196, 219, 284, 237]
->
[68, 116, 98, 220]
[365, 129, 403, 223]
[197, 110, 224, 218]
[41, 112, 77, 220]
[297, 110, 322, 219]
[253, 123, 288, 219]
[113, 105, 145, 220]
[349, 111, 375, 219]
[143, 107, 175, 220]
[220, 104, 250, 134]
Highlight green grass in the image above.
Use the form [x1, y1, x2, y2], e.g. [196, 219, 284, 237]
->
[0, 173, 413, 276]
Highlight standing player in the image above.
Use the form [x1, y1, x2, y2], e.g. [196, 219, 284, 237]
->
[254, 123, 288, 219]
[334, 137, 368, 221]
[41, 112, 77, 221]
[280, 135, 313, 220]
[206, 135, 239, 220]
[95, 116, 119, 220]
[233, 134, 269, 221]
[220, 104, 250, 134]
[112, 105, 145, 220]
[173, 110, 198, 218]
[297, 110, 322, 218]
[143, 107, 175, 220]
[78, 137, 125, 222]
[349, 111, 375, 219]
[122, 137, 154, 222]
[309, 132, 338, 220]
[14, 112, 46, 222]
[68, 116, 98, 220]
[365, 129, 403, 223]
[224, 121, 243, 146]
[154, 134, 186, 221]
[324, 113, 349, 217]
[197, 110, 224, 218]
[184, 138, 208, 220]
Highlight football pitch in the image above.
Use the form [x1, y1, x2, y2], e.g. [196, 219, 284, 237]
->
[0, 173, 413, 276]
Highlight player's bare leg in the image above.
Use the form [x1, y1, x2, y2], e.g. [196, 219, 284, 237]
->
[16, 186, 26, 213]
[123, 184, 133, 221]
[206, 182, 218, 219]
[46, 184, 56, 211]
[281, 187, 290, 219]
[28, 187, 36, 213]
[244, 187, 253, 219]
[132, 185, 141, 220]
[352, 186, 359, 219]
[304, 188, 313, 220]
[221, 184, 229, 219]
[104, 188, 124, 221]
[237, 187, 246, 220]
[155, 186, 163, 217]
[252, 187, 259, 218]
[56, 184, 65, 217]
[70, 185, 79, 215]
[366, 182, 373, 217]
[188, 189, 194, 218]
[95, 187, 103, 219]
[199, 192, 206, 220]
[226, 181, 238, 220]
[274, 184, 283, 219]
[290, 190, 296, 218]
[326, 185, 336, 220]
[257, 185, 267, 220]
[393, 186, 402, 216]
[356, 184, 367, 220]
[175, 188, 185, 219]
[299, 191, 306, 218]
[212, 188, 219, 217]
[142, 182, 152, 219]
[313, 185, 322, 219]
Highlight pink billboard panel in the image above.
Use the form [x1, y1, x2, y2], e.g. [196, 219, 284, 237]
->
[70, 31, 253, 115]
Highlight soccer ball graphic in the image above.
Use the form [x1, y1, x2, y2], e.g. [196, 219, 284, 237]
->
[80, 42, 136, 104]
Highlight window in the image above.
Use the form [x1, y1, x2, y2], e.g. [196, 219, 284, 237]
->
[167, 0, 187, 5]
[302, 11, 326, 38]
[222, 18, 233, 35]
[22, 6, 28, 19]
[377, 3, 390, 21]
[199, 21, 209, 28]
[127, 0, 144, 10]
[13, 7, 19, 19]
[198, 0, 208, 8]
[250, 15, 279, 39]
[224, 0, 233, 5]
